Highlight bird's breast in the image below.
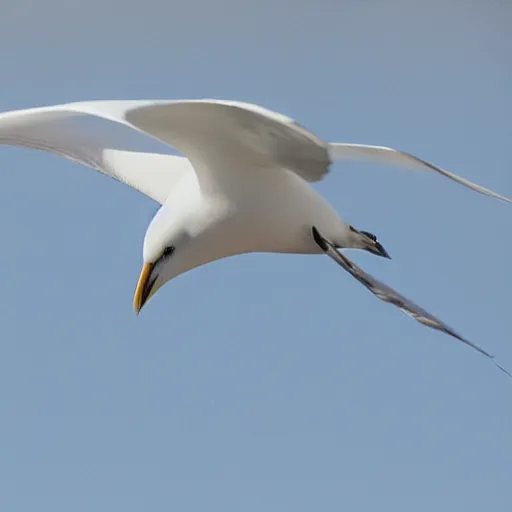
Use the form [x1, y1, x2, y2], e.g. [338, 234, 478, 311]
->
[198, 167, 345, 256]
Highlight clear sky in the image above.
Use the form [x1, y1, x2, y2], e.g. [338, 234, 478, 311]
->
[1, 0, 511, 510]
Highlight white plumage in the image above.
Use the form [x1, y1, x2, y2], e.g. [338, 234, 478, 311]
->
[0, 99, 509, 376]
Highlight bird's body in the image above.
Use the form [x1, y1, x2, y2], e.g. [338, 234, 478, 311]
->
[0, 98, 510, 376]
[151, 163, 346, 279]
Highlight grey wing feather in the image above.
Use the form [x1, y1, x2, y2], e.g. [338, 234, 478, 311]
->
[311, 227, 511, 378]
[328, 143, 512, 204]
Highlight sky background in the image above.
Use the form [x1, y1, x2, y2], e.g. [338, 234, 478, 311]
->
[0, 0, 511, 510]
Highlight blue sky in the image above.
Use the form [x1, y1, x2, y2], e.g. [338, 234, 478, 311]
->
[1, 0, 511, 510]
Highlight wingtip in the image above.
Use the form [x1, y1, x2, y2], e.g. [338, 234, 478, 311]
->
[482, 188, 512, 204]
[497, 194, 512, 205]
[493, 360, 512, 378]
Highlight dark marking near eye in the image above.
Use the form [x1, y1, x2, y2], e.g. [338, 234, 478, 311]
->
[162, 246, 175, 258]
[360, 230, 377, 242]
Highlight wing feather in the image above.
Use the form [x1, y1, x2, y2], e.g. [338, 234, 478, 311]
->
[312, 227, 511, 378]
[0, 104, 194, 204]
[328, 143, 511, 203]
[2, 100, 509, 204]
[84, 99, 331, 182]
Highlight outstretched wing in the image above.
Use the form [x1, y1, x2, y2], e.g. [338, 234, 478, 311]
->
[0, 104, 194, 204]
[54, 99, 332, 184]
[2, 100, 508, 204]
[328, 143, 511, 203]
[312, 227, 511, 378]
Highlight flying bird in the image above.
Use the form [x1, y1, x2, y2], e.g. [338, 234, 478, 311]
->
[0, 99, 510, 375]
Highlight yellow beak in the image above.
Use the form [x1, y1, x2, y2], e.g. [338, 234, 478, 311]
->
[133, 262, 154, 315]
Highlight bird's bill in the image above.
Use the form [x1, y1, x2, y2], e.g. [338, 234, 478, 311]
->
[133, 262, 155, 314]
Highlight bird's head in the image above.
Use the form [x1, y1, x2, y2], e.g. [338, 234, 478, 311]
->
[133, 246, 175, 315]
[132, 204, 190, 315]
[348, 225, 391, 259]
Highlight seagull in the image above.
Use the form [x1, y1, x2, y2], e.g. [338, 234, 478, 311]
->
[0, 99, 510, 376]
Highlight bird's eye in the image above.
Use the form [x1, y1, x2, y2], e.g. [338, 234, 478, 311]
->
[162, 246, 175, 258]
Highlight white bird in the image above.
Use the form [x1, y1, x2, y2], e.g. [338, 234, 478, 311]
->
[0, 99, 510, 375]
